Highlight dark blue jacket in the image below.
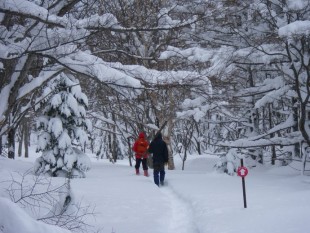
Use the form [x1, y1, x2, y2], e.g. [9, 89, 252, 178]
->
[148, 133, 168, 165]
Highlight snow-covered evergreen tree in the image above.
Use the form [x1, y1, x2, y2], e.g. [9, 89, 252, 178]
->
[34, 73, 92, 178]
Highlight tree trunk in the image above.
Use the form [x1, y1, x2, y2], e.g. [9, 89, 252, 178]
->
[182, 150, 187, 171]
[293, 98, 302, 158]
[167, 143, 175, 170]
[8, 128, 15, 159]
[112, 113, 117, 163]
[197, 141, 201, 155]
[299, 101, 310, 145]
[271, 145, 276, 165]
[0, 136, 2, 156]
[269, 104, 276, 165]
[24, 119, 29, 158]
[91, 138, 94, 154]
[302, 145, 307, 176]
[127, 137, 133, 167]
[165, 120, 175, 170]
[18, 131, 23, 157]
[194, 120, 201, 155]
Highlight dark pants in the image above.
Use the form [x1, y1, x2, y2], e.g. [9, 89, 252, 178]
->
[153, 163, 165, 186]
[135, 158, 148, 170]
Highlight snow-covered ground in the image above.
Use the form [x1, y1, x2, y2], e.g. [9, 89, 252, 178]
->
[1, 150, 310, 233]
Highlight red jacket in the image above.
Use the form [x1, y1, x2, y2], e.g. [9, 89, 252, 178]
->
[132, 132, 149, 159]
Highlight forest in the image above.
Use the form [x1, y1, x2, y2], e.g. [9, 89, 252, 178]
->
[1, 0, 310, 175]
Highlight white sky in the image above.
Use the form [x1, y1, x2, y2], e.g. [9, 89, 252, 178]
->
[1, 148, 310, 233]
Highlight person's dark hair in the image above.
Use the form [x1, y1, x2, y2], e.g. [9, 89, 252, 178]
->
[156, 132, 162, 140]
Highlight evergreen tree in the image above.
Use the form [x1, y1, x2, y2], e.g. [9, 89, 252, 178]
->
[34, 73, 92, 178]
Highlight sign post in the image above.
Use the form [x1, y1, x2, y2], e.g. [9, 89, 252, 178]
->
[237, 159, 248, 208]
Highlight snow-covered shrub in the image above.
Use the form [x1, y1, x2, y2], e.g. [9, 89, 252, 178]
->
[215, 148, 239, 175]
[215, 148, 256, 175]
[34, 73, 92, 178]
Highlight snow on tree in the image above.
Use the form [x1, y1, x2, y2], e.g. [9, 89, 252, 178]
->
[215, 148, 240, 176]
[0, 0, 201, 162]
[158, 0, 310, 171]
[215, 148, 256, 175]
[34, 73, 92, 178]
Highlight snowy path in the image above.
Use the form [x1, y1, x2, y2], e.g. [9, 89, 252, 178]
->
[2, 155, 310, 233]
[160, 183, 200, 233]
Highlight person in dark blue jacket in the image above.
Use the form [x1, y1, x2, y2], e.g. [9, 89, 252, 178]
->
[148, 132, 168, 186]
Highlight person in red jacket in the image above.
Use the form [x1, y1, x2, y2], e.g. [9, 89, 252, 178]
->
[132, 132, 149, 176]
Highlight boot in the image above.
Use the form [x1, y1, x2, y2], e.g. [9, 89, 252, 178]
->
[143, 170, 149, 177]
[135, 169, 140, 175]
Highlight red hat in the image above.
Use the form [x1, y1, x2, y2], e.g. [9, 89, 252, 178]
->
[139, 132, 145, 138]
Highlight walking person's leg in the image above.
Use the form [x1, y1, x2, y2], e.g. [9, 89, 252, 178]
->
[159, 169, 165, 185]
[153, 169, 160, 186]
[142, 158, 149, 176]
[135, 158, 142, 175]
[153, 163, 161, 186]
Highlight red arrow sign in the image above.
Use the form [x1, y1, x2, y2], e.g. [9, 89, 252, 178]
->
[237, 166, 248, 177]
